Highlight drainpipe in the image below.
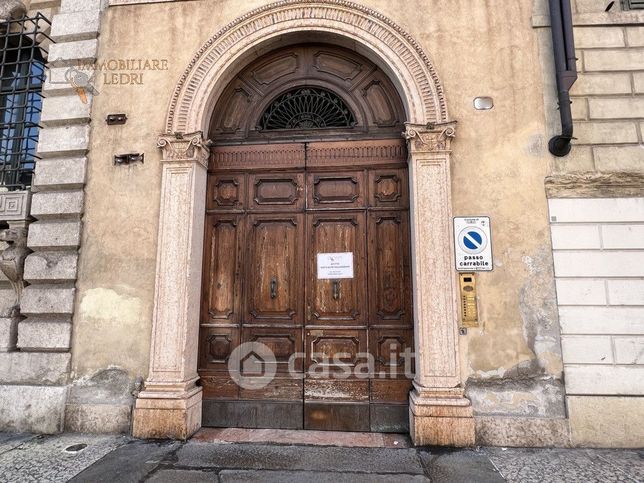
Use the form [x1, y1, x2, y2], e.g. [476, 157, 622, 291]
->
[548, 0, 578, 157]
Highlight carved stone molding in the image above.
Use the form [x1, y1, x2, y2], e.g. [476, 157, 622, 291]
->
[157, 132, 209, 168]
[0, 227, 29, 318]
[165, 0, 448, 134]
[545, 171, 644, 199]
[0, 191, 31, 222]
[0, 0, 26, 23]
[403, 122, 457, 153]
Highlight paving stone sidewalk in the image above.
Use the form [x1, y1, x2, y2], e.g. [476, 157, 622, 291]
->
[0, 432, 643, 482]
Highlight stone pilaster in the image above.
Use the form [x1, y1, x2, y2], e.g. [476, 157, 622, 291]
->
[132, 132, 208, 440]
[404, 123, 475, 447]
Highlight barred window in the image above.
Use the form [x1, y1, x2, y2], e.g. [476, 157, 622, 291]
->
[623, 0, 644, 9]
[0, 14, 51, 191]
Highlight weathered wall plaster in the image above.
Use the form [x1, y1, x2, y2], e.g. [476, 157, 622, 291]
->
[68, 0, 566, 435]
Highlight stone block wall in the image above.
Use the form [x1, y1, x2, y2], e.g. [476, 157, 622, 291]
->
[569, 22, 644, 171]
[548, 197, 644, 447]
[0, 0, 107, 434]
[536, 0, 644, 447]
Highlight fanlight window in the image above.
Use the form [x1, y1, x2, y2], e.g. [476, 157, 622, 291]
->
[258, 87, 356, 131]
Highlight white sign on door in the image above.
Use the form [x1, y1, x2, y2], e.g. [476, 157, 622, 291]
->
[317, 252, 354, 279]
[453, 216, 493, 272]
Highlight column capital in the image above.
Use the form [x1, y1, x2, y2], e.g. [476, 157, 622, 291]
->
[157, 131, 209, 168]
[403, 122, 457, 153]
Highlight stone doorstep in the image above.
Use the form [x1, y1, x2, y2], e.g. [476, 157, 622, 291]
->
[192, 428, 412, 449]
[174, 442, 427, 475]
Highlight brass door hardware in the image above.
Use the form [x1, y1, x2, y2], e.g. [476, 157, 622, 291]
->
[459, 273, 479, 327]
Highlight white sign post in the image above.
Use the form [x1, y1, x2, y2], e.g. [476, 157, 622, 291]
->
[453, 217, 493, 272]
[317, 252, 354, 279]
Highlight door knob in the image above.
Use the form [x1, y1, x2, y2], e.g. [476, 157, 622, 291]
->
[332, 280, 340, 300]
[270, 277, 278, 299]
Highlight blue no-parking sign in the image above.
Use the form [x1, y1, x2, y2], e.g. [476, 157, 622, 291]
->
[453, 217, 493, 271]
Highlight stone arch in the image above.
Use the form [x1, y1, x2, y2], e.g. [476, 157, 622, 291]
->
[135, 0, 474, 447]
[164, 0, 449, 135]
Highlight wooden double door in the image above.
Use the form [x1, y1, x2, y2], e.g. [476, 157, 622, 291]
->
[199, 140, 414, 432]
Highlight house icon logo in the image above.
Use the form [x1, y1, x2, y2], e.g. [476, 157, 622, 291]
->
[228, 342, 277, 390]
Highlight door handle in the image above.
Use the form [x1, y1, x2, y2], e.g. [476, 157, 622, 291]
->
[332, 281, 340, 300]
[270, 277, 277, 299]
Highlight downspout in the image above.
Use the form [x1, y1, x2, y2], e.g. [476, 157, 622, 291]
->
[548, 0, 578, 157]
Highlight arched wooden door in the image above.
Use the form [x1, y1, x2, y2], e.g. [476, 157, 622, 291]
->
[199, 44, 414, 432]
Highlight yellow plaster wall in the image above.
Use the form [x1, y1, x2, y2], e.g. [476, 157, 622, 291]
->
[72, 0, 562, 405]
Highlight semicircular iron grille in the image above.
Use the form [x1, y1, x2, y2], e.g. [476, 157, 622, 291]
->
[258, 87, 356, 131]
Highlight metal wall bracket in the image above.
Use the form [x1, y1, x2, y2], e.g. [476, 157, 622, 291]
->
[114, 153, 144, 165]
[106, 113, 127, 125]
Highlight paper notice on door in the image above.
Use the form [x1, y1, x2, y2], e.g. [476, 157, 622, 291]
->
[317, 252, 354, 279]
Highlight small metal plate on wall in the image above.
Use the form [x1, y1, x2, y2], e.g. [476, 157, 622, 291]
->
[459, 273, 479, 328]
[106, 113, 127, 125]
[473, 97, 494, 110]
[114, 153, 144, 165]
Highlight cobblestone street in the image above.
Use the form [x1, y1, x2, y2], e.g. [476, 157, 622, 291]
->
[1, 431, 642, 482]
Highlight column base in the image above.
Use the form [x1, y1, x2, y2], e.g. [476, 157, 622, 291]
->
[132, 386, 202, 440]
[409, 387, 475, 447]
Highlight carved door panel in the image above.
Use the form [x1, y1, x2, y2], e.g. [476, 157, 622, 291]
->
[368, 168, 409, 209]
[245, 213, 305, 325]
[306, 212, 366, 326]
[207, 173, 246, 211]
[306, 171, 366, 210]
[248, 172, 305, 212]
[367, 211, 412, 326]
[202, 214, 244, 325]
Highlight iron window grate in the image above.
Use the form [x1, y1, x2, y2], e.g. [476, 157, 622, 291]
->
[0, 13, 52, 191]
[623, 0, 644, 9]
[257, 87, 357, 131]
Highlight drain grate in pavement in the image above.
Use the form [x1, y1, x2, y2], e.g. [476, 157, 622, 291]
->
[64, 444, 88, 454]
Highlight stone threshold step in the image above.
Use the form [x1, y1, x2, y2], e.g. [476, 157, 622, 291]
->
[192, 428, 411, 449]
